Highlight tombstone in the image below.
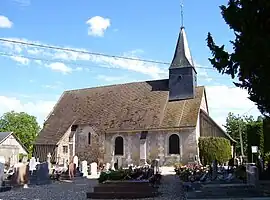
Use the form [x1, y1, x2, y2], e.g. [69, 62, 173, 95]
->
[0, 156, 5, 165]
[0, 162, 4, 187]
[111, 154, 115, 170]
[47, 153, 52, 174]
[211, 160, 218, 180]
[247, 165, 259, 187]
[12, 163, 29, 187]
[105, 163, 110, 171]
[64, 160, 68, 170]
[90, 162, 97, 176]
[29, 157, 37, 172]
[35, 162, 50, 185]
[81, 160, 88, 177]
[73, 156, 78, 169]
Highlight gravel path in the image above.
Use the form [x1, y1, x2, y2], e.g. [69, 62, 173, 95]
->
[0, 174, 185, 200]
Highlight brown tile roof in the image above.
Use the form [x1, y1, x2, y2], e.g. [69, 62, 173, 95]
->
[35, 79, 205, 145]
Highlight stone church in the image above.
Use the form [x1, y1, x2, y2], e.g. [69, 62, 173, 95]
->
[34, 26, 235, 167]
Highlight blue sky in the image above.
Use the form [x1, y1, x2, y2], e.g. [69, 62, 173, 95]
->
[0, 0, 260, 126]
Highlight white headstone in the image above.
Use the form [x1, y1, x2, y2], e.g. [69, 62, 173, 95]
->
[82, 160, 88, 177]
[29, 157, 37, 171]
[90, 162, 97, 176]
[64, 160, 68, 170]
[0, 156, 5, 165]
[105, 163, 110, 171]
[0, 162, 4, 187]
[73, 156, 78, 168]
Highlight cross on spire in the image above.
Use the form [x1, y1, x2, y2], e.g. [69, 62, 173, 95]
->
[180, 0, 184, 28]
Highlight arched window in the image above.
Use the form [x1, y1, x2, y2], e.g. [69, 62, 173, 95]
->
[169, 134, 180, 154]
[115, 136, 124, 156]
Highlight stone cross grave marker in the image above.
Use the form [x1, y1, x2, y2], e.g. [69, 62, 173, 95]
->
[82, 160, 88, 177]
[29, 157, 37, 171]
[0, 162, 4, 187]
[90, 162, 97, 176]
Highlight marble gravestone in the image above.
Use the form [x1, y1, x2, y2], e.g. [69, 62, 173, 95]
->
[90, 162, 97, 176]
[29, 157, 37, 172]
[81, 160, 88, 177]
[73, 156, 78, 169]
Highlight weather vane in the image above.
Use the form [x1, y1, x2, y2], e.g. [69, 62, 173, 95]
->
[180, 0, 184, 28]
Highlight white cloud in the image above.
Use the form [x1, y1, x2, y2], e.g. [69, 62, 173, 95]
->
[0, 95, 55, 125]
[46, 62, 72, 74]
[97, 75, 126, 82]
[10, 56, 29, 65]
[206, 85, 261, 128]
[0, 38, 166, 78]
[86, 16, 111, 37]
[0, 16, 13, 28]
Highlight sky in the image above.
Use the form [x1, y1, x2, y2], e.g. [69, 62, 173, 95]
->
[0, 0, 261, 128]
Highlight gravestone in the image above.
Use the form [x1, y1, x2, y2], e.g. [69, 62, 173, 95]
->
[29, 157, 37, 172]
[211, 160, 218, 180]
[90, 162, 97, 176]
[0, 162, 4, 186]
[0, 156, 5, 165]
[105, 163, 110, 171]
[73, 156, 78, 169]
[247, 165, 259, 187]
[64, 160, 68, 169]
[82, 160, 88, 177]
[47, 153, 52, 174]
[111, 153, 115, 170]
[36, 162, 50, 185]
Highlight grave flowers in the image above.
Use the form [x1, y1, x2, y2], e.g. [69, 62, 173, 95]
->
[175, 164, 207, 182]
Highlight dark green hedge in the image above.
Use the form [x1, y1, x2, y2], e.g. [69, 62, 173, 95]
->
[247, 121, 264, 162]
[198, 137, 231, 165]
[263, 117, 270, 154]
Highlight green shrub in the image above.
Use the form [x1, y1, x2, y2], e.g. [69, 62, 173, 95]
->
[199, 137, 231, 165]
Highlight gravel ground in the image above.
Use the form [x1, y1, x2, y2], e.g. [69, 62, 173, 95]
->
[0, 173, 186, 200]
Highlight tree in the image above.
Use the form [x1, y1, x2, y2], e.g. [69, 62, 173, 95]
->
[246, 120, 264, 162]
[207, 0, 270, 117]
[224, 112, 252, 156]
[0, 111, 40, 155]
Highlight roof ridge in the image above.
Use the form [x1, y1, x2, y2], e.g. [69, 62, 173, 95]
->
[64, 78, 169, 93]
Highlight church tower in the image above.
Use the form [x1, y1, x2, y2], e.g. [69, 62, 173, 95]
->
[168, 6, 197, 101]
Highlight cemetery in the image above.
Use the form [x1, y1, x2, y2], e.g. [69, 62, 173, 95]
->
[0, 135, 269, 199]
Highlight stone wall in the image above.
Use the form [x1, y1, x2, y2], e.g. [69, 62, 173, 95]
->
[104, 129, 197, 167]
[75, 125, 105, 164]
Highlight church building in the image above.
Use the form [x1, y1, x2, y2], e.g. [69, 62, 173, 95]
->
[34, 25, 235, 166]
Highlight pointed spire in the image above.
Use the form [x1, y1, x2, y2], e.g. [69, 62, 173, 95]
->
[169, 1, 194, 69]
[169, 27, 194, 69]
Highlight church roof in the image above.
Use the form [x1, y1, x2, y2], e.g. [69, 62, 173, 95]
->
[170, 27, 194, 69]
[35, 79, 205, 145]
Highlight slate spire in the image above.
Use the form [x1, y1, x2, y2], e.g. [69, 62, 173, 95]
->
[169, 27, 194, 69]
